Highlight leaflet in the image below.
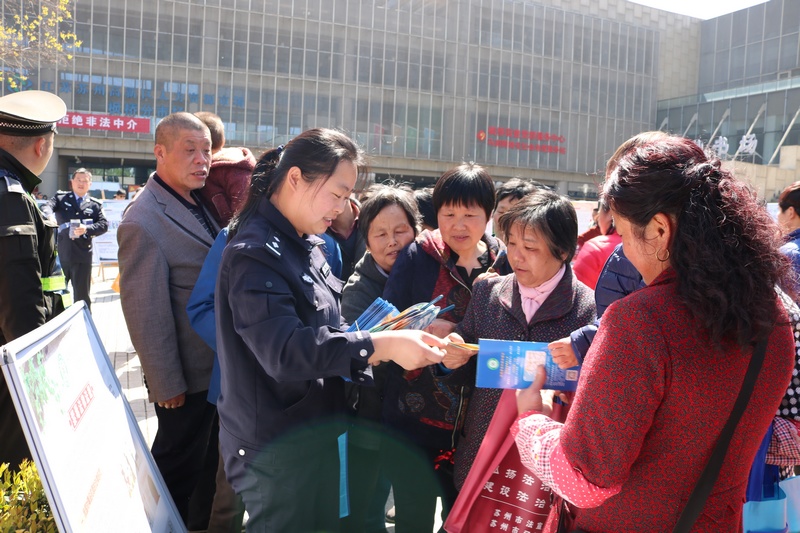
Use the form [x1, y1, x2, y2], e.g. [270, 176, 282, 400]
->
[475, 339, 581, 391]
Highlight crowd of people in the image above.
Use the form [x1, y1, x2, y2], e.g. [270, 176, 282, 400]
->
[2, 92, 799, 533]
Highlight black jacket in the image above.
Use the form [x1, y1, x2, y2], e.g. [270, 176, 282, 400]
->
[0, 148, 57, 345]
[215, 199, 375, 457]
[0, 147, 58, 470]
[46, 191, 108, 264]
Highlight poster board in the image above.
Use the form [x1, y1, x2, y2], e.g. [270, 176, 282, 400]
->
[1, 303, 185, 533]
[92, 199, 130, 264]
[572, 200, 598, 235]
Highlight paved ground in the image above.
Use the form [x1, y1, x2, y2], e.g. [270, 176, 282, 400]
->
[90, 266, 158, 446]
[88, 266, 441, 532]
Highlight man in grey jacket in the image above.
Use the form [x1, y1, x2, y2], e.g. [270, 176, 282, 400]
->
[117, 112, 220, 529]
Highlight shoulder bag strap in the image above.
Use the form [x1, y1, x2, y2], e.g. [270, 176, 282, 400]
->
[672, 335, 770, 532]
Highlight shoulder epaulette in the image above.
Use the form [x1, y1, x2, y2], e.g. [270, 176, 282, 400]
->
[2, 175, 26, 194]
[263, 228, 282, 258]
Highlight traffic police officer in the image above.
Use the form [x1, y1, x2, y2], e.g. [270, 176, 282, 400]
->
[47, 169, 108, 310]
[0, 90, 68, 469]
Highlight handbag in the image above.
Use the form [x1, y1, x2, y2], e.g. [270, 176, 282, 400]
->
[555, 336, 770, 533]
[444, 390, 570, 533]
[744, 422, 800, 533]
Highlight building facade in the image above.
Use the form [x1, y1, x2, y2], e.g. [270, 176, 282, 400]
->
[2, 0, 697, 198]
[656, 0, 800, 199]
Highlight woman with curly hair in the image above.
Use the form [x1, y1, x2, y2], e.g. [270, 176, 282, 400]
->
[514, 134, 796, 532]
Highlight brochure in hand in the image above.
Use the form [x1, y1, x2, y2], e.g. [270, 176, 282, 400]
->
[475, 339, 581, 391]
[346, 295, 454, 333]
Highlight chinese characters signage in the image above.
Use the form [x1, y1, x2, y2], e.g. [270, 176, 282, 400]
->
[478, 126, 566, 154]
[58, 112, 151, 134]
[694, 133, 759, 159]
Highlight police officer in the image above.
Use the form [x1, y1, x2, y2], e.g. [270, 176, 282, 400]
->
[0, 90, 67, 469]
[215, 129, 446, 531]
[47, 169, 108, 310]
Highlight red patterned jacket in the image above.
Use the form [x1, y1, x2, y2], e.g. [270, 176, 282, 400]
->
[514, 269, 795, 532]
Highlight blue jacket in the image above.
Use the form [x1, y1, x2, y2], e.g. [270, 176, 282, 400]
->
[186, 228, 228, 404]
[570, 244, 644, 362]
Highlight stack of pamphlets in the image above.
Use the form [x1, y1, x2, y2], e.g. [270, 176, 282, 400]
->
[475, 339, 581, 391]
[346, 295, 454, 333]
[345, 297, 399, 332]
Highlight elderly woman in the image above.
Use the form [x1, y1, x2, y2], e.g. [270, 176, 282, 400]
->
[340, 183, 420, 532]
[515, 135, 795, 532]
[449, 189, 597, 490]
[381, 162, 503, 532]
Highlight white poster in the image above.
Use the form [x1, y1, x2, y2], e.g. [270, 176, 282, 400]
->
[93, 199, 130, 264]
[572, 200, 599, 235]
[1, 303, 185, 533]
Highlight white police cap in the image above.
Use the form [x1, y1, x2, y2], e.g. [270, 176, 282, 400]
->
[0, 90, 67, 136]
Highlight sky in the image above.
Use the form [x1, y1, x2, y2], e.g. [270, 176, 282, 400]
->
[629, 0, 768, 20]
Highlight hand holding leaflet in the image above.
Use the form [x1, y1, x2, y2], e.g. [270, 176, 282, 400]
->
[476, 339, 581, 391]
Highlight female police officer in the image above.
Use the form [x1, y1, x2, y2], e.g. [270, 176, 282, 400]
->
[215, 128, 445, 532]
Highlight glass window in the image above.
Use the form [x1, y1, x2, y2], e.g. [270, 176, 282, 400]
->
[784, 1, 800, 35]
[157, 33, 172, 61]
[716, 16, 731, 50]
[780, 33, 799, 72]
[173, 34, 188, 64]
[305, 51, 318, 77]
[700, 19, 716, 54]
[174, 15, 188, 36]
[699, 53, 714, 91]
[729, 46, 745, 81]
[218, 39, 232, 68]
[276, 47, 290, 74]
[125, 29, 140, 59]
[764, 0, 782, 39]
[762, 38, 780, 75]
[747, 3, 764, 44]
[731, 10, 747, 48]
[188, 36, 203, 65]
[715, 49, 730, 83]
[745, 42, 762, 79]
[291, 48, 304, 76]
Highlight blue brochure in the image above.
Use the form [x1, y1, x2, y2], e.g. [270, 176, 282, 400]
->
[476, 339, 581, 391]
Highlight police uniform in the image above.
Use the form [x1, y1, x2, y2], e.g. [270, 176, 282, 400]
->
[216, 198, 375, 531]
[46, 190, 108, 309]
[0, 90, 67, 469]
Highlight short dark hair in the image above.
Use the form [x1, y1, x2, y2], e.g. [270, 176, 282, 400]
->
[494, 178, 545, 209]
[414, 187, 437, 230]
[194, 112, 225, 151]
[155, 112, 208, 150]
[114, 189, 126, 197]
[779, 181, 800, 214]
[71, 168, 92, 180]
[433, 163, 495, 219]
[498, 189, 578, 264]
[358, 183, 421, 242]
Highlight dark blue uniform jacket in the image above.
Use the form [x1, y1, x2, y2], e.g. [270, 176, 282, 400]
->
[215, 198, 375, 458]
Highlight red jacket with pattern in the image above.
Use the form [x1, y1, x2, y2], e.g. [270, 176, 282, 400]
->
[556, 269, 794, 532]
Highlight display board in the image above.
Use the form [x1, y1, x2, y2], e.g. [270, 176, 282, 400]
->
[92, 199, 130, 264]
[1, 303, 185, 533]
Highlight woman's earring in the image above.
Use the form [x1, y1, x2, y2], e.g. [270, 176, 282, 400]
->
[656, 248, 671, 262]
